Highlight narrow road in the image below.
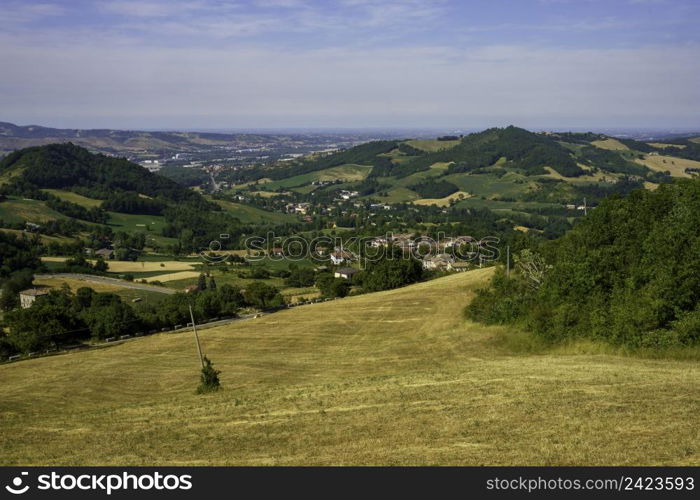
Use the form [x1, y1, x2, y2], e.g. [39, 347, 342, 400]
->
[34, 273, 176, 294]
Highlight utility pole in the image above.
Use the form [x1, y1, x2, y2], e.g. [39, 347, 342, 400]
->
[188, 304, 205, 368]
[506, 245, 510, 278]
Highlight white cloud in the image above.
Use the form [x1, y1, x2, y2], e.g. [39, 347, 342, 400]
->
[253, 0, 307, 7]
[0, 2, 66, 24]
[0, 39, 697, 128]
[101, 0, 223, 18]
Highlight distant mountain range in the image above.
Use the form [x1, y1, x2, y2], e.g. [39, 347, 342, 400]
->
[0, 121, 309, 157]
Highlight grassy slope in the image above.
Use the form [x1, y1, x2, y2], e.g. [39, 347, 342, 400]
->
[633, 154, 700, 178]
[43, 189, 102, 208]
[33, 277, 168, 304]
[105, 211, 176, 247]
[0, 228, 74, 244]
[404, 139, 461, 152]
[262, 164, 373, 191]
[591, 138, 630, 151]
[212, 198, 295, 224]
[0, 190, 177, 247]
[412, 191, 471, 207]
[0, 268, 697, 466]
[0, 196, 70, 224]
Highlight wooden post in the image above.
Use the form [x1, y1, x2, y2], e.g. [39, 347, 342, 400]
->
[506, 245, 510, 278]
[189, 304, 205, 368]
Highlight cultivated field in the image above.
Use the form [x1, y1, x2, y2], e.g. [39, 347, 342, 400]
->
[0, 268, 697, 465]
[647, 142, 685, 149]
[33, 277, 169, 303]
[412, 191, 471, 207]
[40, 257, 197, 273]
[0, 197, 68, 224]
[0, 228, 74, 244]
[591, 138, 630, 151]
[212, 198, 294, 224]
[262, 164, 373, 191]
[143, 271, 202, 283]
[43, 189, 102, 208]
[404, 139, 461, 152]
[634, 154, 700, 178]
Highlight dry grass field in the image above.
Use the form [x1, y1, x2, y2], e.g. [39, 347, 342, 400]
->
[143, 271, 202, 283]
[591, 138, 630, 151]
[647, 142, 685, 149]
[413, 191, 471, 207]
[0, 268, 697, 466]
[40, 257, 197, 273]
[32, 277, 169, 303]
[34, 277, 133, 294]
[0, 228, 73, 244]
[404, 139, 461, 152]
[43, 189, 102, 208]
[0, 198, 68, 223]
[635, 154, 700, 178]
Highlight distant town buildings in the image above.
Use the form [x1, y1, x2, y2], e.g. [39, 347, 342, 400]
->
[330, 249, 355, 265]
[422, 253, 454, 271]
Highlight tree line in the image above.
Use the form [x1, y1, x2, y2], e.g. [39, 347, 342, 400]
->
[468, 178, 700, 349]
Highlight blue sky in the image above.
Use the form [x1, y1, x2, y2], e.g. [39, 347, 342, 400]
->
[1, 0, 699, 130]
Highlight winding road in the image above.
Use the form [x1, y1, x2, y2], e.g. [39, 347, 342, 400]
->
[33, 273, 177, 294]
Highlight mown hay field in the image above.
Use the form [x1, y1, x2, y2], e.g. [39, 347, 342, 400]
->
[591, 138, 630, 151]
[40, 257, 197, 273]
[0, 268, 697, 465]
[635, 154, 700, 178]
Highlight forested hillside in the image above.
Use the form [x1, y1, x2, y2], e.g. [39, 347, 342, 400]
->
[0, 144, 307, 255]
[468, 178, 700, 348]
[227, 126, 697, 211]
[0, 143, 210, 208]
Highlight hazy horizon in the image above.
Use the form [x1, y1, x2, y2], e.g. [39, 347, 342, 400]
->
[1, 0, 699, 129]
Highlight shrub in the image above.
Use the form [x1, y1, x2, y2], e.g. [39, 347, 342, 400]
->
[196, 356, 221, 394]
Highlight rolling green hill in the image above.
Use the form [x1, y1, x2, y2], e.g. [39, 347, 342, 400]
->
[0, 268, 696, 465]
[0, 144, 297, 252]
[0, 143, 207, 206]
[237, 127, 698, 208]
[262, 163, 373, 191]
[211, 198, 295, 224]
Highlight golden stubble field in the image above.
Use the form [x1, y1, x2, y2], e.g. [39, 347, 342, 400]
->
[635, 154, 700, 178]
[0, 268, 697, 465]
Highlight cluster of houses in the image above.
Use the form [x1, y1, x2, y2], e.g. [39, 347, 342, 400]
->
[369, 203, 391, 211]
[328, 236, 474, 273]
[330, 249, 355, 265]
[337, 190, 359, 200]
[285, 202, 311, 215]
[368, 234, 476, 251]
[421, 254, 471, 272]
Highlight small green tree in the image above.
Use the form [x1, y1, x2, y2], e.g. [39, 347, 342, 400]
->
[197, 273, 207, 291]
[244, 282, 284, 309]
[208, 276, 217, 290]
[197, 356, 221, 394]
[93, 258, 109, 272]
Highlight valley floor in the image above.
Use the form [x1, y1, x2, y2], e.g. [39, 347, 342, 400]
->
[0, 268, 697, 465]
